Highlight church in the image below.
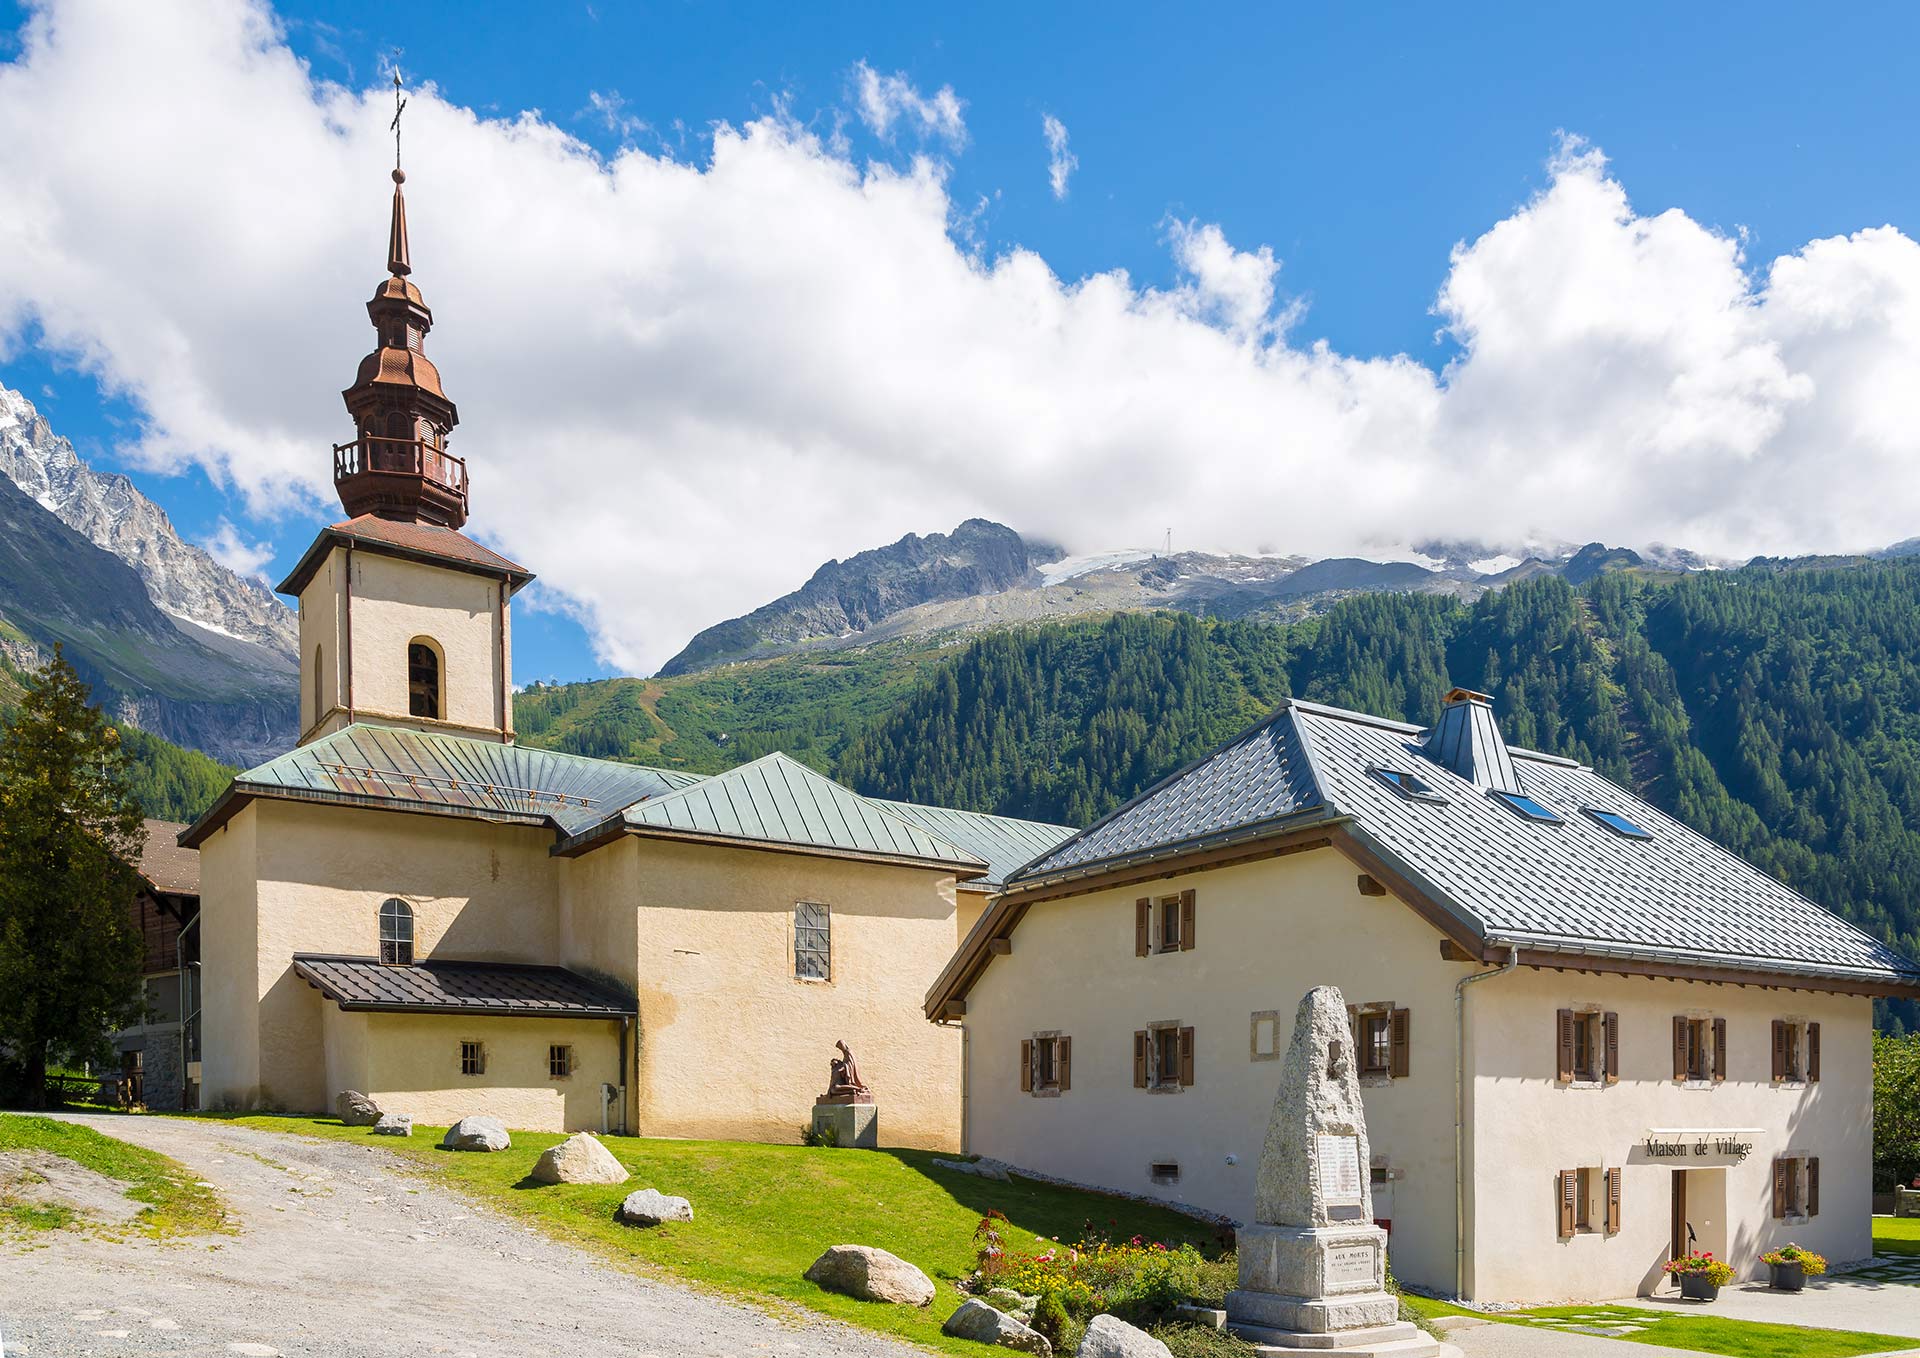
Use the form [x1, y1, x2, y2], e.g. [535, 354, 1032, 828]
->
[181, 161, 1071, 1147]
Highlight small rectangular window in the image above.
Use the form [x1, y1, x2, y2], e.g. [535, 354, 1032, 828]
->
[1490, 789, 1563, 824]
[1584, 806, 1652, 839]
[460, 1041, 485, 1077]
[1575, 1167, 1596, 1230]
[1369, 766, 1447, 803]
[1156, 1028, 1182, 1087]
[1159, 895, 1182, 951]
[1571, 1012, 1603, 1082]
[549, 1044, 573, 1080]
[1361, 1013, 1392, 1076]
[794, 902, 831, 981]
[1149, 1161, 1181, 1184]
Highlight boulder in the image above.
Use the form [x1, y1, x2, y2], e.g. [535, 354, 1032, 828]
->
[942, 1299, 1051, 1355]
[1079, 1314, 1172, 1358]
[530, 1132, 629, 1185]
[804, 1244, 936, 1307]
[983, 1287, 1039, 1324]
[334, 1090, 381, 1127]
[440, 1115, 511, 1152]
[371, 1113, 412, 1137]
[618, 1188, 694, 1226]
[932, 1156, 1012, 1182]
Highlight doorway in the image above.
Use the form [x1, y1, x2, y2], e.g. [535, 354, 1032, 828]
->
[1669, 1169, 1728, 1280]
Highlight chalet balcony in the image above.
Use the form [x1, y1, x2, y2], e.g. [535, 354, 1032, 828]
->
[333, 435, 470, 528]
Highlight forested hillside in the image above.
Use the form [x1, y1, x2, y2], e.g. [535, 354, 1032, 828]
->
[520, 559, 1920, 1028]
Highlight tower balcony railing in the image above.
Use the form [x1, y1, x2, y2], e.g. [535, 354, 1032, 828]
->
[333, 435, 469, 498]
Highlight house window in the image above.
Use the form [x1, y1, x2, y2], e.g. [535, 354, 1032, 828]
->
[794, 902, 831, 980]
[1350, 1004, 1411, 1079]
[1134, 890, 1195, 956]
[1674, 1016, 1726, 1082]
[1773, 1156, 1820, 1219]
[1362, 1013, 1392, 1076]
[378, 898, 414, 966]
[1134, 1024, 1195, 1090]
[1557, 1167, 1622, 1237]
[1773, 1020, 1820, 1083]
[408, 640, 442, 720]
[549, 1045, 573, 1080]
[1556, 1009, 1619, 1084]
[460, 1041, 485, 1076]
[1149, 1161, 1181, 1185]
[1020, 1033, 1070, 1095]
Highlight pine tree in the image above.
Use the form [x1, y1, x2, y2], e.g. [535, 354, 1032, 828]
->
[0, 648, 146, 1108]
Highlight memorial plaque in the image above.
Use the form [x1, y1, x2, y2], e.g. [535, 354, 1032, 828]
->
[1316, 1133, 1363, 1206]
[1325, 1243, 1376, 1288]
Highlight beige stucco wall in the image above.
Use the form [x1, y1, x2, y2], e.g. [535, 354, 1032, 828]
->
[197, 802, 260, 1107]
[1465, 968, 1873, 1302]
[960, 848, 1464, 1292]
[624, 837, 963, 1151]
[296, 544, 511, 745]
[957, 889, 991, 947]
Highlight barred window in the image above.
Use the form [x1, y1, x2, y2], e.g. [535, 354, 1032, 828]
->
[379, 898, 414, 966]
[795, 902, 831, 981]
[460, 1041, 485, 1076]
[549, 1045, 573, 1080]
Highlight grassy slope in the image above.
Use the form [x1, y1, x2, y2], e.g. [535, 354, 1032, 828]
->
[0, 1113, 226, 1238]
[1399, 1295, 1916, 1358]
[1874, 1216, 1920, 1258]
[233, 1116, 1225, 1354]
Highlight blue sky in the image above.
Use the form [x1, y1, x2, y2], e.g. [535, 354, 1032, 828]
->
[2, 2, 1918, 682]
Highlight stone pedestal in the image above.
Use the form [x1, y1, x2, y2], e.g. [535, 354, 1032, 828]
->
[810, 1101, 877, 1148]
[1227, 1222, 1438, 1352]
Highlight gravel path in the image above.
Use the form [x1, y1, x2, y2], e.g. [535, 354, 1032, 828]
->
[0, 1113, 925, 1358]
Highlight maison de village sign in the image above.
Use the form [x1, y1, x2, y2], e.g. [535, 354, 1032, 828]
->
[1638, 1129, 1764, 1165]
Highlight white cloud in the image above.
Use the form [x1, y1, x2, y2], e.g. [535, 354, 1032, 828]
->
[199, 517, 275, 580]
[582, 89, 646, 143]
[3, 7, 1920, 676]
[1042, 113, 1076, 199]
[851, 60, 964, 145]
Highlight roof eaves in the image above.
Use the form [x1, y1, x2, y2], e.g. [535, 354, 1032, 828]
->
[1487, 930, 1920, 992]
[611, 820, 987, 875]
[1007, 804, 1341, 895]
[185, 779, 555, 848]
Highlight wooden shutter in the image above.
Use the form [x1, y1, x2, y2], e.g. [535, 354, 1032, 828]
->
[1135, 898, 1150, 957]
[1772, 1019, 1787, 1082]
[1057, 1036, 1071, 1092]
[1133, 1030, 1149, 1088]
[1808, 1022, 1821, 1082]
[1556, 1009, 1575, 1083]
[1603, 1012, 1619, 1085]
[1020, 1039, 1033, 1093]
[1712, 1018, 1727, 1082]
[1807, 1157, 1820, 1216]
[1179, 889, 1196, 951]
[1772, 1158, 1788, 1219]
[1557, 1170, 1577, 1238]
[1179, 1026, 1196, 1086]
[1605, 1167, 1621, 1234]
[1390, 1007, 1411, 1079]
[1672, 1015, 1688, 1081]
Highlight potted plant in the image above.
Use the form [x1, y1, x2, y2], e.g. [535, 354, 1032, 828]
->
[1663, 1250, 1734, 1301]
[1760, 1244, 1827, 1292]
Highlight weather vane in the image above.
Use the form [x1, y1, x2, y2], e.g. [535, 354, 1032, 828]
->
[390, 67, 407, 173]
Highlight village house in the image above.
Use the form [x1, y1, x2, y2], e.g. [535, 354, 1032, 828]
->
[927, 689, 1920, 1303]
[106, 820, 202, 1111]
[180, 163, 1070, 1147]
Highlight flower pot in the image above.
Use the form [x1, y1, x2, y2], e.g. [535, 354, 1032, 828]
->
[1679, 1273, 1720, 1302]
[1770, 1261, 1806, 1292]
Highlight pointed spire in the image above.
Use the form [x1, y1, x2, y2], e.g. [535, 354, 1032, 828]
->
[387, 168, 411, 277]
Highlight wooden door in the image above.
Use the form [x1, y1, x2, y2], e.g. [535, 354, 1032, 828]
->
[1669, 1170, 1688, 1265]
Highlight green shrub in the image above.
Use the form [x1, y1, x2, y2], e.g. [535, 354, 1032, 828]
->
[1151, 1322, 1257, 1358]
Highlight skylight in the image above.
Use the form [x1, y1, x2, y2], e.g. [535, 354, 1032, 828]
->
[1489, 789, 1563, 824]
[1585, 807, 1653, 840]
[1369, 766, 1447, 804]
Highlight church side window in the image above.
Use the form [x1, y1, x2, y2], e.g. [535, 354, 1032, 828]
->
[379, 898, 414, 966]
[408, 640, 442, 720]
[795, 902, 830, 981]
[460, 1041, 485, 1077]
[311, 644, 323, 729]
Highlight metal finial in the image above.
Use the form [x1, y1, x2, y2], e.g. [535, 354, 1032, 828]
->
[390, 68, 408, 174]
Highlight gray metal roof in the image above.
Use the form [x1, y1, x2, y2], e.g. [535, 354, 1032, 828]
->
[872, 800, 1076, 888]
[1013, 698, 1920, 986]
[292, 953, 632, 1018]
[1422, 690, 1522, 793]
[616, 752, 989, 871]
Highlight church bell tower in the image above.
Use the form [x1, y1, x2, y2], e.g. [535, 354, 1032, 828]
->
[278, 79, 532, 748]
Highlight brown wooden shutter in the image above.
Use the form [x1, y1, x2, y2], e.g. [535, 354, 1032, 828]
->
[1772, 1158, 1788, 1218]
[1672, 1015, 1688, 1081]
[1808, 1022, 1821, 1082]
[1807, 1157, 1820, 1216]
[1135, 898, 1150, 957]
[1605, 1167, 1621, 1234]
[1057, 1036, 1071, 1091]
[1390, 1007, 1411, 1079]
[1771, 1019, 1787, 1081]
[1020, 1039, 1033, 1093]
[1556, 1009, 1575, 1083]
[1603, 1012, 1619, 1084]
[1179, 889, 1196, 951]
[1557, 1170, 1577, 1238]
[1712, 1018, 1727, 1082]
[1133, 1030, 1149, 1088]
[1179, 1026, 1196, 1086]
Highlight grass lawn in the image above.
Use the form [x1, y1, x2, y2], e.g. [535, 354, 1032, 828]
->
[1875, 1216, 1920, 1258]
[0, 1113, 226, 1239]
[1399, 1295, 1916, 1358]
[230, 1116, 1230, 1355]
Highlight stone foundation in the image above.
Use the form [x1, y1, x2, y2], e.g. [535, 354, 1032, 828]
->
[810, 1101, 878, 1149]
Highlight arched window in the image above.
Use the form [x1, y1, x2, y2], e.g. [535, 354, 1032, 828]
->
[408, 640, 441, 720]
[379, 898, 414, 966]
[311, 644, 324, 729]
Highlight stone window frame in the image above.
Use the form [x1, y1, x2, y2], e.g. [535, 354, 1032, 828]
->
[1773, 1150, 1821, 1222]
[793, 901, 832, 984]
[1141, 1019, 1192, 1093]
[1346, 1001, 1409, 1087]
[460, 1040, 485, 1077]
[1772, 1015, 1820, 1087]
[1250, 1009, 1283, 1062]
[1555, 1165, 1622, 1239]
[1672, 1009, 1726, 1088]
[548, 1044, 573, 1081]
[1135, 890, 1196, 957]
[1024, 1030, 1069, 1098]
[1556, 1003, 1619, 1089]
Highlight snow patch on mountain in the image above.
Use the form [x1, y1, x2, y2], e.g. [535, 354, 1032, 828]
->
[1038, 549, 1156, 585]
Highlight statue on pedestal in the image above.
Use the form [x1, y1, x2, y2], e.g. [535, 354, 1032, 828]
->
[821, 1040, 874, 1106]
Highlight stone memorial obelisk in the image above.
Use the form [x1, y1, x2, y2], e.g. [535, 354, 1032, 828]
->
[1227, 986, 1449, 1355]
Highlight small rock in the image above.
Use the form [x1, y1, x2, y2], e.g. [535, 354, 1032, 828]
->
[1079, 1313, 1171, 1358]
[334, 1090, 382, 1126]
[371, 1113, 413, 1137]
[530, 1131, 629, 1185]
[983, 1287, 1039, 1324]
[618, 1188, 694, 1226]
[942, 1298, 1051, 1354]
[440, 1115, 510, 1152]
[804, 1244, 936, 1306]
[932, 1156, 1012, 1181]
